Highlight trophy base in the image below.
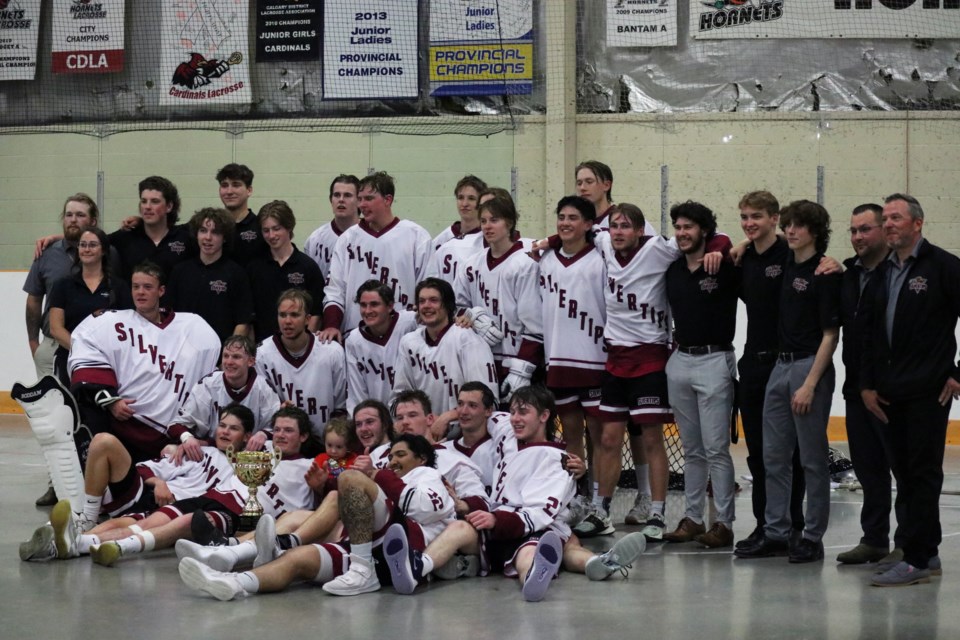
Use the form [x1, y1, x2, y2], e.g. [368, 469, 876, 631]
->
[238, 513, 261, 533]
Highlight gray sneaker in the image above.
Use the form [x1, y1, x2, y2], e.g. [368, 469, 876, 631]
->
[625, 494, 652, 526]
[871, 561, 931, 587]
[573, 510, 615, 538]
[434, 553, 480, 580]
[585, 532, 646, 581]
[20, 524, 57, 562]
[253, 514, 279, 568]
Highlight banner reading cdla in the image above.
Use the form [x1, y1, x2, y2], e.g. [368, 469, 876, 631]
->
[429, 0, 533, 96]
[159, 0, 251, 106]
[322, 0, 419, 100]
[607, 0, 677, 47]
[693, 0, 960, 39]
[52, 0, 125, 74]
[0, 0, 40, 81]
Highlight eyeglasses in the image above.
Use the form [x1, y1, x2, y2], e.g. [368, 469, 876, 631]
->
[78, 241, 101, 249]
[848, 225, 879, 236]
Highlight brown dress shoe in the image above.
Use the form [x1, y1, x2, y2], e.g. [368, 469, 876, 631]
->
[695, 522, 734, 548]
[662, 517, 706, 543]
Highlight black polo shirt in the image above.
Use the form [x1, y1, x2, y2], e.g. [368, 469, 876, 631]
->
[48, 274, 134, 332]
[666, 257, 740, 347]
[231, 210, 269, 267]
[167, 255, 254, 342]
[247, 245, 325, 340]
[739, 236, 789, 355]
[778, 251, 842, 354]
[109, 224, 197, 280]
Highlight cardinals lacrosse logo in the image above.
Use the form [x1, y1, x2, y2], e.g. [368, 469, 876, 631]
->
[172, 51, 242, 89]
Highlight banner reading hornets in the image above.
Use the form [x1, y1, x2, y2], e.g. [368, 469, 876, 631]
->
[0, 0, 39, 81]
[160, 0, 251, 106]
[429, 0, 533, 96]
[52, 0, 125, 74]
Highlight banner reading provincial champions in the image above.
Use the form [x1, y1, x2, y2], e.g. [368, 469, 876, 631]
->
[159, 0, 251, 106]
[52, 0, 125, 74]
[607, 0, 678, 47]
[693, 0, 960, 39]
[323, 0, 419, 100]
[429, 0, 533, 96]
[0, 0, 39, 81]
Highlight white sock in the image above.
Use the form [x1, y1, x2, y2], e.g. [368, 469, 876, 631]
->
[78, 533, 100, 555]
[591, 494, 605, 510]
[634, 464, 651, 496]
[82, 494, 102, 528]
[421, 553, 435, 575]
[592, 482, 600, 500]
[352, 542, 373, 563]
[232, 540, 258, 563]
[235, 571, 260, 594]
[117, 535, 143, 555]
[651, 501, 665, 518]
[140, 531, 156, 552]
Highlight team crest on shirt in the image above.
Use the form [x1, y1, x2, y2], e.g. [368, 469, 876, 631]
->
[908, 276, 928, 294]
[239, 230, 258, 242]
[792, 277, 809, 293]
[168, 241, 186, 255]
[765, 264, 782, 278]
[210, 280, 227, 294]
[699, 277, 719, 293]
[288, 272, 305, 285]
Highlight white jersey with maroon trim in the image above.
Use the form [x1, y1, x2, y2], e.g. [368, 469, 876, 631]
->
[344, 310, 418, 413]
[395, 465, 456, 544]
[257, 454, 317, 518]
[425, 230, 483, 285]
[370, 442, 392, 469]
[324, 218, 432, 332]
[491, 442, 576, 539]
[256, 335, 347, 437]
[68, 309, 220, 434]
[392, 324, 498, 415]
[455, 242, 544, 365]
[431, 222, 459, 253]
[539, 244, 607, 388]
[304, 220, 347, 281]
[597, 232, 678, 348]
[174, 369, 281, 440]
[439, 411, 516, 494]
[123, 446, 235, 508]
[435, 447, 488, 505]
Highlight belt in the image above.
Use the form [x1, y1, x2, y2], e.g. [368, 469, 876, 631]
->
[677, 344, 734, 356]
[746, 350, 779, 363]
[777, 351, 815, 363]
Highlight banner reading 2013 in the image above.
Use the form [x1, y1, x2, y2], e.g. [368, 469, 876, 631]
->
[322, 0, 419, 100]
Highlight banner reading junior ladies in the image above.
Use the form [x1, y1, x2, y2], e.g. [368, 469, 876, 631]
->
[52, 0, 125, 74]
[429, 0, 533, 96]
[159, 0, 251, 106]
[0, 0, 40, 81]
[323, 0, 419, 100]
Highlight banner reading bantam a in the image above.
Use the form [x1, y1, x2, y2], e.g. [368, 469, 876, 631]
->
[52, 0, 125, 74]
[159, 0, 251, 106]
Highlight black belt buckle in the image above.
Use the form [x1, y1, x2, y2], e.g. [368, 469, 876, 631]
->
[679, 344, 732, 356]
[777, 351, 812, 363]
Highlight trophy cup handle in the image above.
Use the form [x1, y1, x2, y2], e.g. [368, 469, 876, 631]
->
[271, 447, 282, 472]
[226, 445, 237, 464]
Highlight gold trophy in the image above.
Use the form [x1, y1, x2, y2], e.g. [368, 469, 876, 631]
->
[227, 446, 282, 531]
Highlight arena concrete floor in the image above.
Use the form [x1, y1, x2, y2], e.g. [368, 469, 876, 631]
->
[2, 414, 958, 640]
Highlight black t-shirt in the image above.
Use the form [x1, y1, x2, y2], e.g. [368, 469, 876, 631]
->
[166, 255, 254, 342]
[739, 236, 790, 354]
[109, 224, 197, 280]
[247, 246, 325, 341]
[777, 252, 842, 354]
[48, 274, 133, 332]
[231, 210, 269, 267]
[666, 257, 740, 347]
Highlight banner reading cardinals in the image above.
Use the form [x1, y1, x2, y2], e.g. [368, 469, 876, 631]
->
[0, 0, 40, 81]
[52, 0, 126, 74]
[160, 0, 251, 106]
[256, 0, 321, 63]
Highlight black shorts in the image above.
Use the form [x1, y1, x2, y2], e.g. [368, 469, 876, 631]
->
[600, 370, 674, 433]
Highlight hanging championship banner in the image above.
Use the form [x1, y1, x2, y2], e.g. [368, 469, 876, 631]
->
[256, 0, 321, 63]
[693, 0, 960, 40]
[607, 0, 678, 47]
[159, 0, 251, 106]
[52, 0, 126, 74]
[0, 0, 40, 81]
[429, 0, 533, 96]
[322, 0, 419, 100]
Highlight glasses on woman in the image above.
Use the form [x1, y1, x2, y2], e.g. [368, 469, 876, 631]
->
[78, 241, 101, 249]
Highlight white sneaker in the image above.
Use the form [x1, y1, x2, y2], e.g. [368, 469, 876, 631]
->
[573, 509, 615, 538]
[322, 554, 381, 596]
[640, 514, 666, 541]
[625, 493, 652, 526]
[522, 531, 563, 602]
[254, 514, 279, 568]
[90, 541, 122, 567]
[565, 495, 593, 525]
[179, 557, 249, 601]
[175, 539, 241, 572]
[20, 524, 57, 562]
[585, 532, 647, 581]
[50, 499, 79, 559]
[434, 554, 481, 580]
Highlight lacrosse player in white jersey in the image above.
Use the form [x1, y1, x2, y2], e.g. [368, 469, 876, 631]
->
[304, 174, 362, 281]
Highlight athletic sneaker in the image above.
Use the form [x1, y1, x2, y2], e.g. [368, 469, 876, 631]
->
[191, 509, 228, 547]
[179, 557, 249, 601]
[20, 524, 57, 562]
[175, 539, 241, 572]
[384, 523, 426, 595]
[434, 554, 481, 580]
[624, 493, 652, 526]
[565, 495, 593, 526]
[573, 509, 615, 538]
[253, 514, 280, 568]
[585, 532, 647, 581]
[322, 554, 381, 596]
[640, 514, 666, 542]
[90, 541, 122, 567]
[522, 531, 563, 602]
[50, 499, 79, 559]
